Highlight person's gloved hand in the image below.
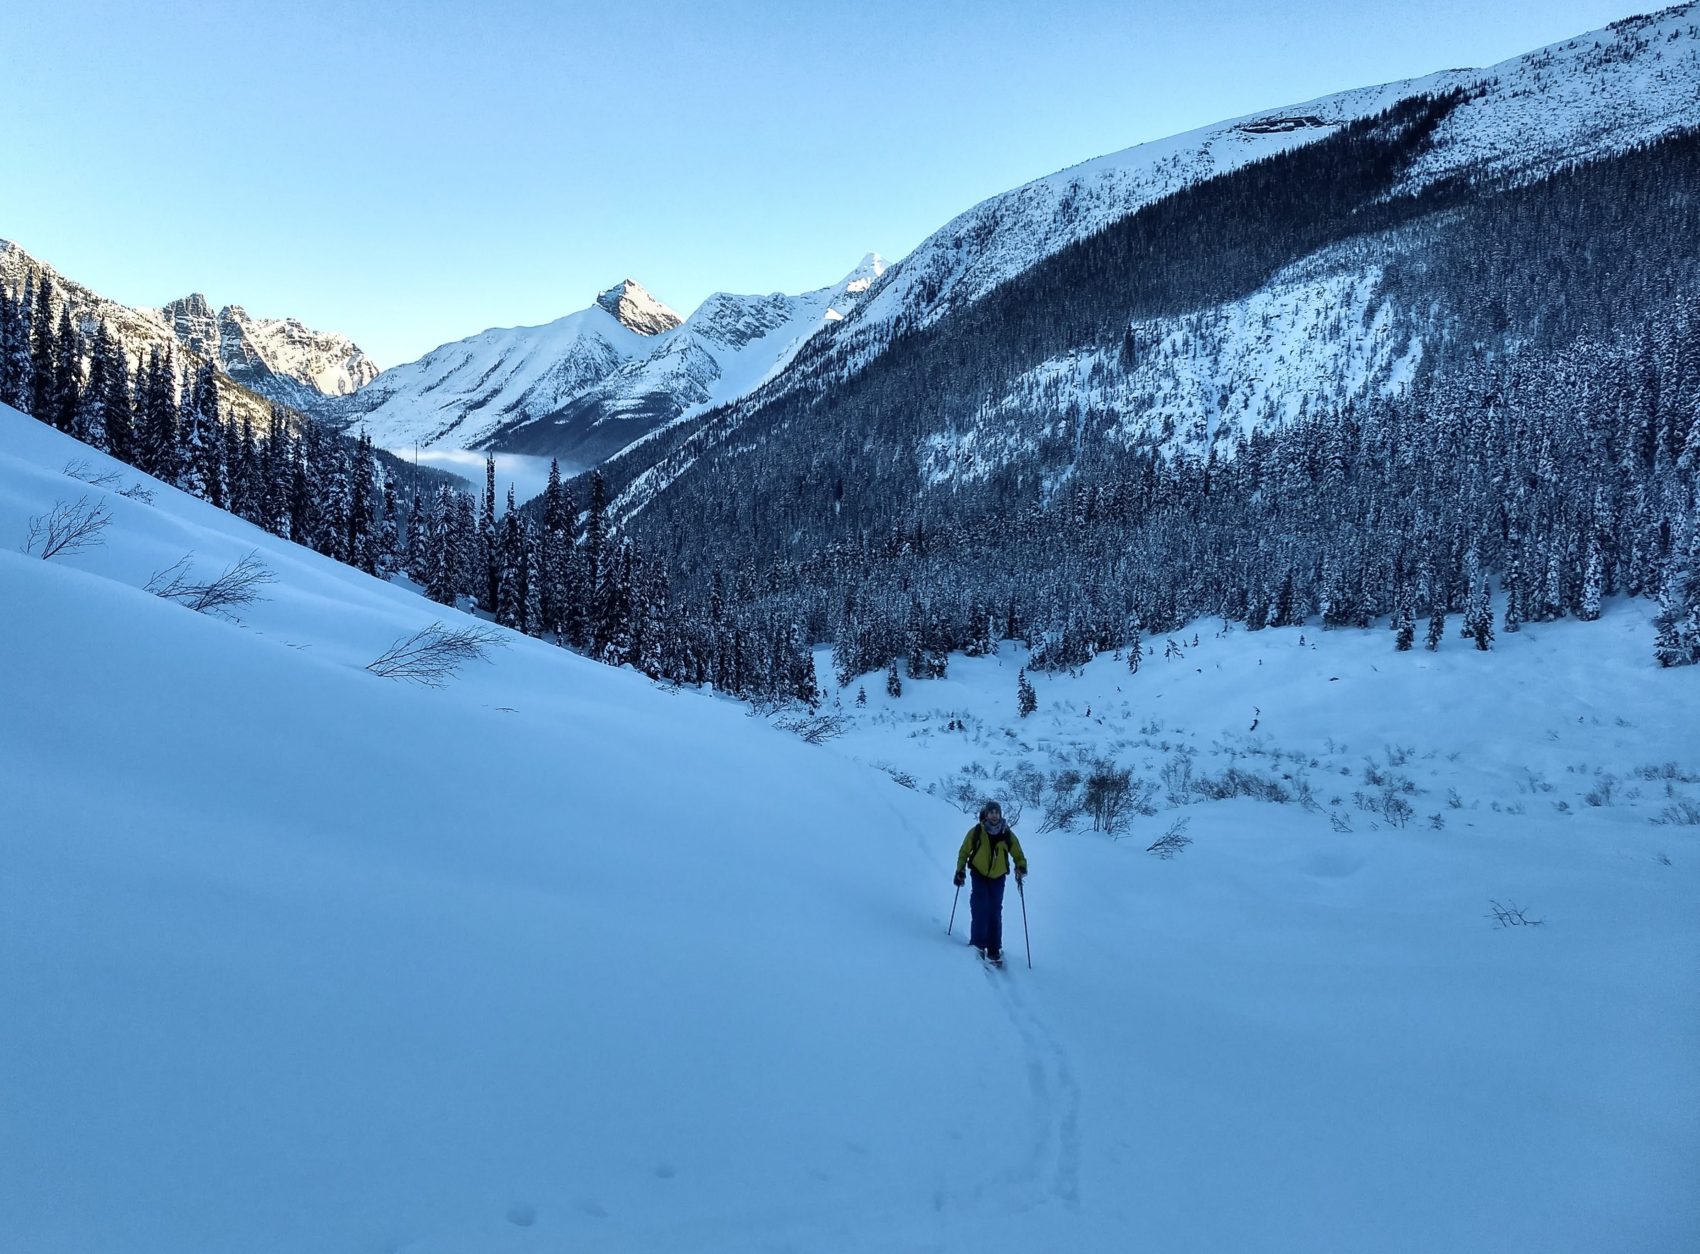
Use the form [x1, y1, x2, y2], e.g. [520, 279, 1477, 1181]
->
[953, 870, 966, 887]
[1015, 867, 1027, 884]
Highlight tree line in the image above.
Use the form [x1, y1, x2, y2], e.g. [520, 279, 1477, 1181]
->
[0, 275, 822, 705]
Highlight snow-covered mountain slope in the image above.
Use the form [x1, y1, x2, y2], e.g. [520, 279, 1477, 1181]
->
[828, 3, 1700, 369]
[4, 403, 1697, 1253]
[321, 286, 668, 453]
[0, 238, 378, 424]
[920, 245, 1428, 486]
[339, 257, 886, 465]
[155, 292, 379, 407]
[597, 5, 1700, 528]
[488, 255, 888, 463]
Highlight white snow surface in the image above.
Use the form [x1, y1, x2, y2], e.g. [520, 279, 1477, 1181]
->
[340, 302, 654, 451]
[921, 251, 1425, 486]
[3, 402, 1698, 1253]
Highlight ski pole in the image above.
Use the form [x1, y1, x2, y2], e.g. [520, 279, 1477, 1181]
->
[1017, 877, 1031, 969]
[947, 881, 962, 936]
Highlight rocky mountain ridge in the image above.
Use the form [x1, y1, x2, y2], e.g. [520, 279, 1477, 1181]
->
[155, 293, 379, 409]
[328, 254, 888, 465]
[0, 239, 378, 426]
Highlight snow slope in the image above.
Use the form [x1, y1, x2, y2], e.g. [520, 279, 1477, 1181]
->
[3, 403, 1698, 1252]
[326, 297, 660, 452]
[921, 250, 1425, 486]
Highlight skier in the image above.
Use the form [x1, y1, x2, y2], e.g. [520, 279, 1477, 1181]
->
[953, 801, 1028, 965]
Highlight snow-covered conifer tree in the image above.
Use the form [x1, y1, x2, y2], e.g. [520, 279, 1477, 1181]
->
[1425, 608, 1446, 651]
[51, 305, 80, 436]
[1653, 519, 1699, 667]
[1580, 542, 1604, 622]
[28, 273, 57, 423]
[496, 486, 524, 629]
[1466, 578, 1495, 651]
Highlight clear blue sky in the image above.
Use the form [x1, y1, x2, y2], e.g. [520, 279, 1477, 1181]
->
[1, 0, 1642, 367]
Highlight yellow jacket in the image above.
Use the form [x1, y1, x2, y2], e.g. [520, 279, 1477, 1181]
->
[957, 823, 1027, 879]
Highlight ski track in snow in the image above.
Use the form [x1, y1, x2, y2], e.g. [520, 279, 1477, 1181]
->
[981, 960, 1084, 1214]
[5, 404, 1699, 1252]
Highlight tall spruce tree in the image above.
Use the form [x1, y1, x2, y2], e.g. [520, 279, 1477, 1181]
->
[6, 274, 36, 413]
[28, 273, 56, 423]
[481, 455, 499, 611]
[0, 282, 25, 410]
[51, 305, 80, 436]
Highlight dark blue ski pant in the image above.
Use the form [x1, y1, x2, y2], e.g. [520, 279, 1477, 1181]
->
[969, 870, 1006, 952]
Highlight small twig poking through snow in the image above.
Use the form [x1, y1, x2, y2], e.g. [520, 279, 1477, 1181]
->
[147, 551, 276, 619]
[366, 621, 507, 687]
[62, 459, 122, 489]
[774, 711, 846, 744]
[876, 764, 917, 790]
[1487, 899, 1544, 929]
[61, 459, 151, 501]
[1145, 816, 1192, 859]
[23, 497, 112, 559]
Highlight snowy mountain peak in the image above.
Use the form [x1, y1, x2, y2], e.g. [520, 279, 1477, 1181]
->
[841, 252, 888, 294]
[153, 291, 379, 403]
[596, 279, 683, 336]
[160, 293, 220, 358]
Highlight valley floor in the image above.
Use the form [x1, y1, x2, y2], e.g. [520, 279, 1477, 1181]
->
[2, 406, 1696, 1252]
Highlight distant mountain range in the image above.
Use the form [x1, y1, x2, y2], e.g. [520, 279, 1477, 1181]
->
[316, 4, 1700, 508]
[4, 3, 1696, 687]
[153, 292, 378, 409]
[6, 3, 1697, 521]
[318, 256, 888, 466]
[0, 239, 378, 430]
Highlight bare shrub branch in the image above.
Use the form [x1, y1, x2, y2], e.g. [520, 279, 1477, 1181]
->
[62, 459, 122, 489]
[183, 552, 275, 615]
[1038, 767, 1084, 833]
[941, 776, 980, 814]
[147, 551, 276, 619]
[1651, 798, 1700, 826]
[143, 554, 195, 598]
[1083, 760, 1136, 833]
[1145, 816, 1192, 859]
[23, 497, 112, 559]
[1487, 899, 1544, 928]
[366, 621, 507, 687]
